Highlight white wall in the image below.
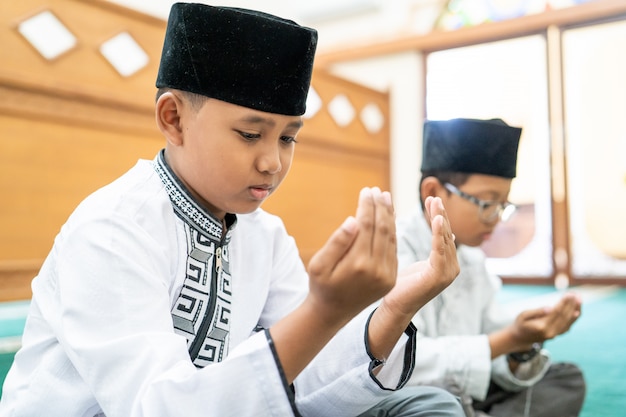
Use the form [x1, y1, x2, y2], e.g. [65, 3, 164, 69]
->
[328, 53, 424, 218]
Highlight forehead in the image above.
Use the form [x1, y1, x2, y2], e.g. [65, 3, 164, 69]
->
[461, 174, 512, 196]
[198, 98, 303, 129]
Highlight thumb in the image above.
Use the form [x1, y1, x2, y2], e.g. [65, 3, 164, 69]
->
[308, 216, 358, 276]
[519, 306, 550, 321]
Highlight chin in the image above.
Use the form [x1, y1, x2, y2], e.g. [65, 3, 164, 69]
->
[464, 239, 484, 248]
[232, 202, 264, 215]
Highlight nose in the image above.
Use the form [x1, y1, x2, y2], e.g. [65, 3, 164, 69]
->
[481, 215, 500, 226]
[257, 142, 282, 175]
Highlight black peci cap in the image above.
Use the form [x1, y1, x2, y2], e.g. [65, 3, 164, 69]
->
[421, 118, 522, 178]
[156, 3, 318, 116]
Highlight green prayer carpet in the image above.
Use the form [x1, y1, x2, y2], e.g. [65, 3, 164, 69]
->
[0, 352, 15, 395]
[0, 300, 29, 399]
[1, 287, 625, 417]
[499, 284, 626, 417]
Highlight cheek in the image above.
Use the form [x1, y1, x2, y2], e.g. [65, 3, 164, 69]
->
[278, 148, 294, 176]
[282, 150, 294, 169]
[448, 209, 478, 238]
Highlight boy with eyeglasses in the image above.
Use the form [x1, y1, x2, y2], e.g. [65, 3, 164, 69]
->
[396, 118, 586, 417]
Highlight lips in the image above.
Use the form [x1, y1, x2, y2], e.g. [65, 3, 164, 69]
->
[481, 228, 495, 241]
[249, 185, 272, 200]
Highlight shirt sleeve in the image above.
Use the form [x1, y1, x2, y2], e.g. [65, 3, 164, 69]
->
[408, 330, 493, 400]
[491, 350, 551, 392]
[294, 308, 417, 417]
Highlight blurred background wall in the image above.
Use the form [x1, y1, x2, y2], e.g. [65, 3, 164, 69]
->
[2, 0, 625, 300]
[109, 0, 626, 286]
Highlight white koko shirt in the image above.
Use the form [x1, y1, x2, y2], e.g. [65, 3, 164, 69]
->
[396, 205, 549, 401]
[0, 151, 415, 417]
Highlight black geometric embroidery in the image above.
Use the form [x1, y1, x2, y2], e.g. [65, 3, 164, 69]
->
[177, 293, 197, 314]
[154, 151, 235, 368]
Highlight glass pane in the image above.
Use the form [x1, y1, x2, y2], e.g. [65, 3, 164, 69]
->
[563, 19, 626, 278]
[435, 0, 597, 30]
[426, 35, 553, 277]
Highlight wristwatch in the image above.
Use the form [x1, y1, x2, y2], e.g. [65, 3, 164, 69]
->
[507, 342, 543, 363]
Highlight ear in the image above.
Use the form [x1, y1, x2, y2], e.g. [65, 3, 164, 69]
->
[156, 92, 184, 146]
[420, 176, 445, 199]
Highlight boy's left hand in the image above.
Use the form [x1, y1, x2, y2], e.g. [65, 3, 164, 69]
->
[379, 196, 459, 320]
[365, 196, 459, 364]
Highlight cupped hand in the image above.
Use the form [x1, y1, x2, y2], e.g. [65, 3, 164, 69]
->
[379, 196, 460, 319]
[306, 187, 398, 325]
[511, 292, 582, 347]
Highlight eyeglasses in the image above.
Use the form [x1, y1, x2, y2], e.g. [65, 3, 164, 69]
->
[443, 182, 517, 223]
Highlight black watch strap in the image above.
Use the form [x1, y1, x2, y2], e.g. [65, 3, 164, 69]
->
[508, 342, 543, 363]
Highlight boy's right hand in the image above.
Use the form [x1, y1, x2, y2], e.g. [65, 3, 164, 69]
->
[306, 187, 398, 326]
[491, 292, 583, 358]
[510, 292, 582, 349]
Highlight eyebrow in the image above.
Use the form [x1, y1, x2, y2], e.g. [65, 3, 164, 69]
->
[239, 115, 303, 130]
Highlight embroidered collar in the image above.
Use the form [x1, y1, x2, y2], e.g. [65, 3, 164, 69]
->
[153, 150, 237, 240]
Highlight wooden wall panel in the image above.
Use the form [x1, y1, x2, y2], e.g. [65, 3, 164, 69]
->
[1, 0, 166, 112]
[0, 114, 163, 260]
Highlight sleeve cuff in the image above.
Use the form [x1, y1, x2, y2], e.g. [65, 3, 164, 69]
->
[264, 329, 301, 416]
[491, 350, 551, 392]
[364, 310, 417, 390]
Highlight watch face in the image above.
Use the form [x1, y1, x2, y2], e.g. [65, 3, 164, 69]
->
[509, 342, 542, 362]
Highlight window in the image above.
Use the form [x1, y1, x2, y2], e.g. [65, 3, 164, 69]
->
[426, 35, 553, 279]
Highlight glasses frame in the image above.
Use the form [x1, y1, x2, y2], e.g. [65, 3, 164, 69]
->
[443, 182, 517, 222]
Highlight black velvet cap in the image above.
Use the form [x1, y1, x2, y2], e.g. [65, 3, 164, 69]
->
[156, 3, 318, 116]
[421, 118, 522, 178]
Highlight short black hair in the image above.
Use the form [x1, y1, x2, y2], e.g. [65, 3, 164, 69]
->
[155, 87, 209, 113]
[418, 170, 471, 208]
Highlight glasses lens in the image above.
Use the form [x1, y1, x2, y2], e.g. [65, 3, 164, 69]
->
[480, 202, 517, 222]
[480, 202, 500, 221]
[500, 204, 517, 222]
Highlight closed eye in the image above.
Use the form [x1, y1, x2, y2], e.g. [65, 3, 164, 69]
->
[480, 201, 499, 209]
[281, 136, 298, 144]
[236, 130, 261, 141]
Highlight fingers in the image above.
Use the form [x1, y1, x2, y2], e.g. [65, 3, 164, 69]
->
[371, 189, 397, 273]
[416, 196, 459, 299]
[554, 295, 579, 318]
[353, 187, 396, 257]
[308, 216, 359, 277]
[518, 294, 582, 341]
[307, 187, 397, 319]
[426, 196, 456, 246]
[545, 293, 582, 334]
[309, 186, 396, 278]
[352, 187, 376, 256]
[518, 306, 551, 322]
[427, 197, 457, 274]
[561, 292, 583, 315]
